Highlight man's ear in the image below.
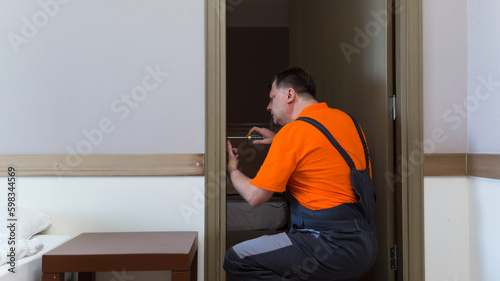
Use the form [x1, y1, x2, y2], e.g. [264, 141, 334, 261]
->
[287, 88, 296, 103]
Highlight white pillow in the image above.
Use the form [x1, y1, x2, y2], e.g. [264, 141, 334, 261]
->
[0, 206, 52, 241]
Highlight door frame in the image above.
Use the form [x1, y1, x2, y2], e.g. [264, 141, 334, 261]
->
[205, 1, 424, 280]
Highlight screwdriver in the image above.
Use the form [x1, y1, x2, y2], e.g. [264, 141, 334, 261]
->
[227, 135, 263, 140]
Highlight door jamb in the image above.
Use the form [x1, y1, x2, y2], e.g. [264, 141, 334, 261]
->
[205, 0, 424, 280]
[394, 0, 425, 280]
[205, 0, 226, 280]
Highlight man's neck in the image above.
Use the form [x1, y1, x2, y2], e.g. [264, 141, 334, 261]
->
[289, 99, 318, 123]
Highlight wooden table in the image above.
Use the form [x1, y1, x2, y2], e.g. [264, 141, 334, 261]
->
[42, 231, 198, 281]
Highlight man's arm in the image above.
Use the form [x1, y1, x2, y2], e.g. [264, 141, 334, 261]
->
[227, 140, 274, 207]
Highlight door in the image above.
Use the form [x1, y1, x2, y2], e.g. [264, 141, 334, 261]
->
[289, 1, 395, 280]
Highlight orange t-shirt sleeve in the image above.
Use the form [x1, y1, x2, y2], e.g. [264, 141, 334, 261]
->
[250, 130, 296, 192]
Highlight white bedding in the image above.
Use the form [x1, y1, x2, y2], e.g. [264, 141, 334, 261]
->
[0, 238, 44, 267]
[0, 235, 71, 281]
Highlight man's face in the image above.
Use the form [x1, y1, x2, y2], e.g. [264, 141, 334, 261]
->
[267, 81, 289, 126]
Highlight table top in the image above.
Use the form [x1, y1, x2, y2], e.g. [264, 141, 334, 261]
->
[42, 231, 198, 273]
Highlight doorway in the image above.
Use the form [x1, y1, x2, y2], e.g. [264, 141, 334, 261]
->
[224, 0, 289, 258]
[205, 0, 424, 280]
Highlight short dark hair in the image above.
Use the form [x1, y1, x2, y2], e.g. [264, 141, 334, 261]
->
[271, 67, 316, 99]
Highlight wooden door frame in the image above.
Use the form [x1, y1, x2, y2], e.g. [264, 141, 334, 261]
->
[205, 0, 424, 280]
[394, 0, 425, 280]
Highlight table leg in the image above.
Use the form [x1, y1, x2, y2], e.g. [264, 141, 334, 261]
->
[78, 272, 96, 281]
[190, 252, 198, 281]
[42, 273, 65, 281]
[172, 252, 197, 281]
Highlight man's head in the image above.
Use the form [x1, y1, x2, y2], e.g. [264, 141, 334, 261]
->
[267, 68, 318, 126]
[272, 67, 316, 99]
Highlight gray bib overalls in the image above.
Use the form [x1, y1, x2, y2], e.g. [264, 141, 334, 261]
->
[224, 116, 378, 281]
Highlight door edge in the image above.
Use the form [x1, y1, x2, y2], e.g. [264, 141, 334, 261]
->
[395, 0, 425, 280]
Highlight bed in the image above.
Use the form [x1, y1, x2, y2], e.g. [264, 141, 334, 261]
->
[0, 235, 71, 281]
[0, 206, 72, 281]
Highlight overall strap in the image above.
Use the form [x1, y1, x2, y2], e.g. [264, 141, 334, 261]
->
[346, 114, 370, 168]
[296, 117, 356, 170]
[296, 115, 370, 170]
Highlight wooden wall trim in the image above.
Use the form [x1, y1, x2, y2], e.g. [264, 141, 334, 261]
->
[0, 154, 205, 177]
[423, 153, 467, 176]
[424, 153, 500, 180]
[468, 153, 500, 180]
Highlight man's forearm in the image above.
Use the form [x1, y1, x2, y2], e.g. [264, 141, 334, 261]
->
[228, 169, 273, 207]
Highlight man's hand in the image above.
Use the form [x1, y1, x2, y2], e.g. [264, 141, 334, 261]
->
[226, 140, 239, 174]
[226, 140, 274, 207]
[248, 127, 275, 145]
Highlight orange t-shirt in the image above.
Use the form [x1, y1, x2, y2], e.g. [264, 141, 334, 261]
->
[251, 103, 370, 210]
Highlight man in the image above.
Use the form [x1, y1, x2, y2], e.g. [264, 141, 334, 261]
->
[224, 68, 377, 281]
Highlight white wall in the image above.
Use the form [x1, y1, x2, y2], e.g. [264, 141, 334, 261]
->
[14, 176, 205, 281]
[469, 177, 500, 281]
[423, 0, 470, 279]
[424, 177, 469, 281]
[467, 2, 500, 280]
[468, 0, 500, 154]
[0, 0, 205, 154]
[422, 0, 468, 154]
[1, 1, 206, 281]
[424, 0, 500, 280]
[425, 177, 500, 281]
